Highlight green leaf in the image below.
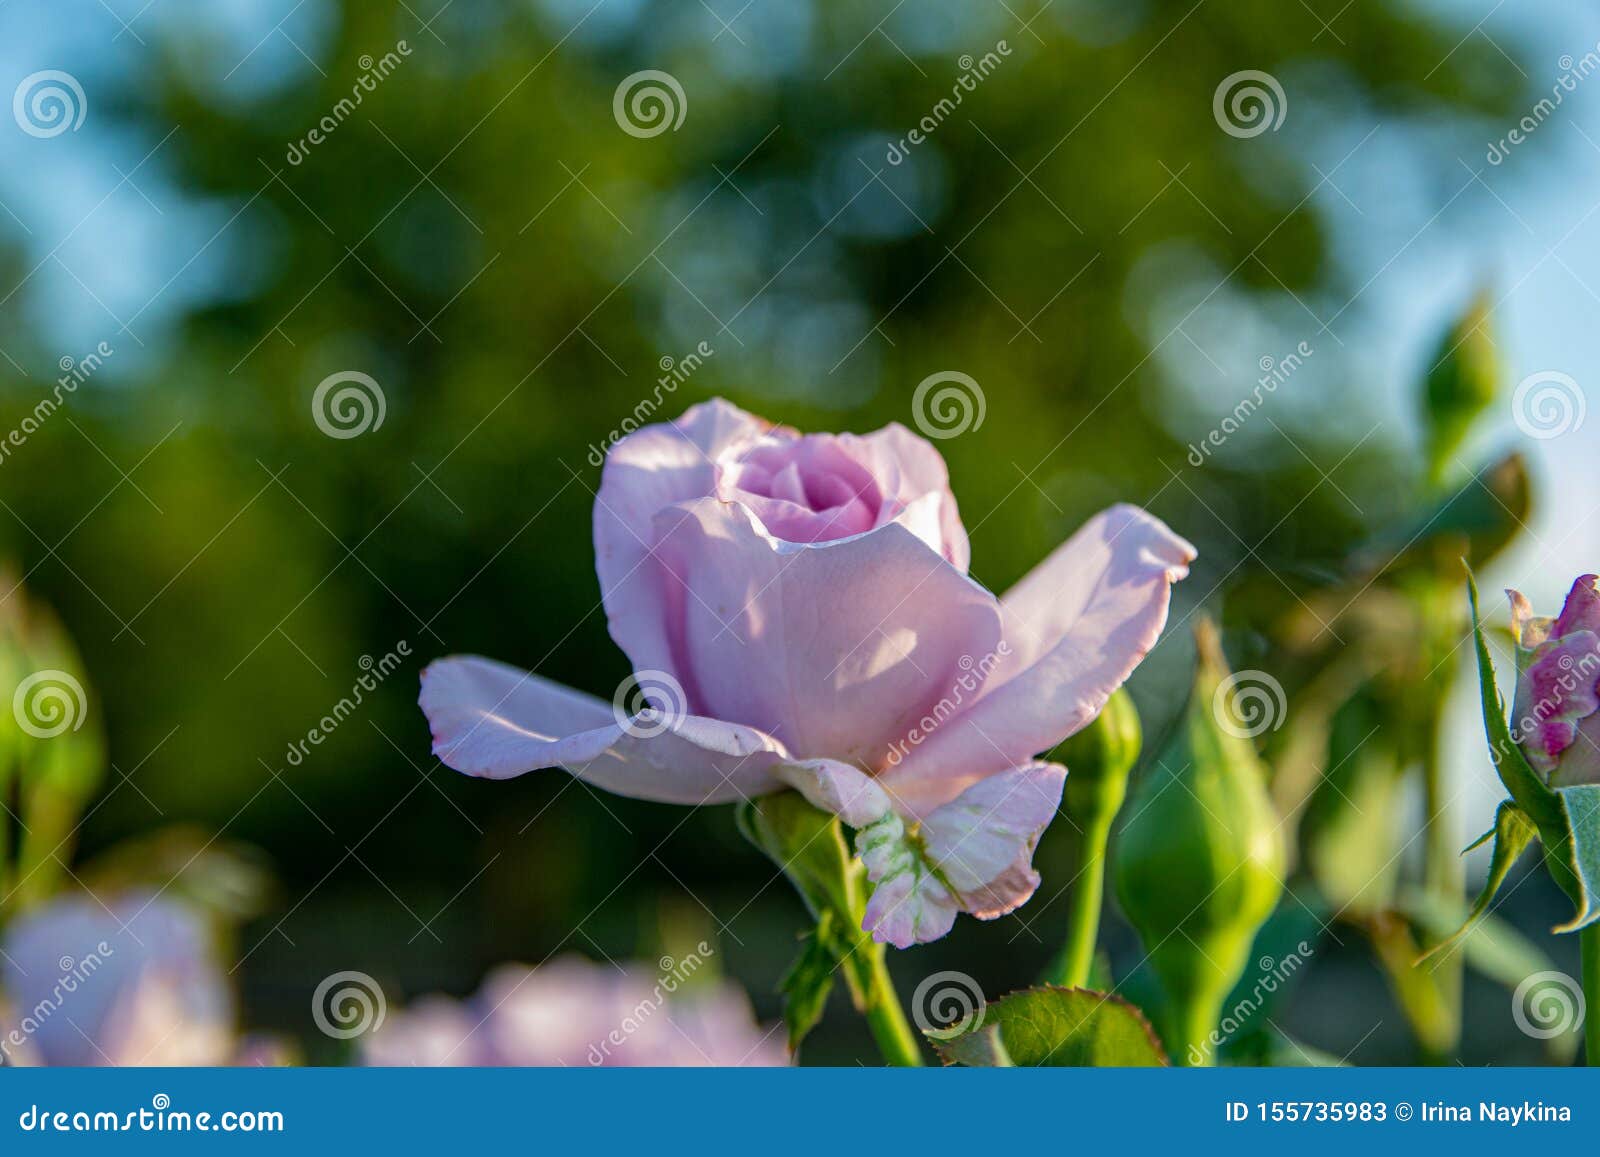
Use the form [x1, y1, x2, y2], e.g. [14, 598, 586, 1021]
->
[1464, 570, 1559, 827]
[777, 913, 841, 1053]
[931, 986, 1168, 1067]
[1551, 784, 1600, 933]
[938, 1024, 1014, 1067]
[1415, 801, 1536, 965]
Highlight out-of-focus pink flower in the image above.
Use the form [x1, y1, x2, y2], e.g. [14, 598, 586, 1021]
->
[360, 955, 785, 1067]
[1510, 575, 1600, 786]
[0, 891, 236, 1067]
[421, 399, 1194, 946]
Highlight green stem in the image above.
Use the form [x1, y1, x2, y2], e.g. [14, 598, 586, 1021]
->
[1043, 812, 1113, 987]
[846, 940, 924, 1066]
[1582, 924, 1600, 1067]
[1419, 722, 1462, 1064]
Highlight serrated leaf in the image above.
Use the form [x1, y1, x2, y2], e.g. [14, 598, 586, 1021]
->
[932, 986, 1168, 1067]
[1551, 784, 1600, 933]
[938, 1024, 1014, 1067]
[778, 914, 840, 1053]
[1416, 801, 1536, 965]
[1465, 571, 1560, 827]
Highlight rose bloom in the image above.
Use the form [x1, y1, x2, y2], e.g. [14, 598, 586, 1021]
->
[0, 892, 249, 1067]
[361, 955, 785, 1067]
[422, 399, 1193, 946]
[1510, 575, 1600, 786]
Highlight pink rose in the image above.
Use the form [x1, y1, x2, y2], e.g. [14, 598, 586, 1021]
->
[1509, 575, 1600, 786]
[421, 399, 1194, 947]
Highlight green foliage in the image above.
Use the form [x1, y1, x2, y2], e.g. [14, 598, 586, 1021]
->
[1416, 802, 1536, 965]
[0, 575, 105, 916]
[933, 987, 1167, 1067]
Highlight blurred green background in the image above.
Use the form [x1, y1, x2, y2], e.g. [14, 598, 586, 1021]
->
[0, 0, 1591, 1064]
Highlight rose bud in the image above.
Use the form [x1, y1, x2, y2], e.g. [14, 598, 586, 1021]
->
[1113, 618, 1285, 1065]
[1508, 575, 1600, 787]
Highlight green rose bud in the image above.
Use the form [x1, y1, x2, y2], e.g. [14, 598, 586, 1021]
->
[1422, 287, 1498, 486]
[1114, 618, 1285, 1065]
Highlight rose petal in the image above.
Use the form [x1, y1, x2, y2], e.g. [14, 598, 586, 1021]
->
[420, 655, 787, 804]
[594, 399, 779, 678]
[651, 498, 1004, 767]
[882, 504, 1192, 812]
[777, 759, 892, 828]
[920, 762, 1065, 917]
[1554, 574, 1600, 638]
[1512, 630, 1600, 780]
[858, 763, 1065, 948]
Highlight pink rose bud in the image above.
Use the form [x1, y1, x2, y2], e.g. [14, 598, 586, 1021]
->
[1508, 575, 1600, 787]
